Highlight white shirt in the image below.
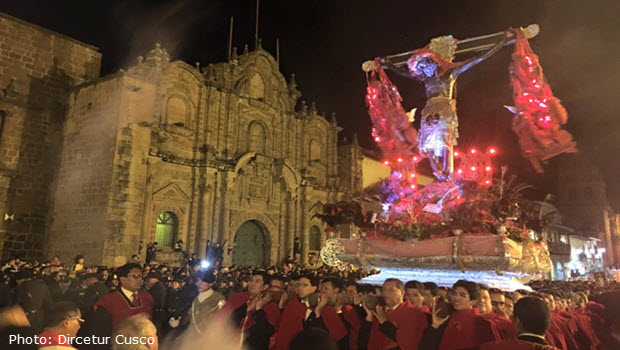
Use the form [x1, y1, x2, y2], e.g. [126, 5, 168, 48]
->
[197, 289, 214, 303]
[121, 287, 137, 302]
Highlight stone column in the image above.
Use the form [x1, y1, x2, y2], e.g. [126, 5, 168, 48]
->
[300, 187, 309, 267]
[220, 171, 234, 266]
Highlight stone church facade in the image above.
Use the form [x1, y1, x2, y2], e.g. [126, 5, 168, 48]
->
[0, 13, 363, 266]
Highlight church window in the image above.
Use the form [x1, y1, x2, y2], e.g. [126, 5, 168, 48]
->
[248, 121, 267, 154]
[249, 74, 265, 100]
[309, 139, 322, 163]
[165, 96, 188, 126]
[156, 211, 178, 248]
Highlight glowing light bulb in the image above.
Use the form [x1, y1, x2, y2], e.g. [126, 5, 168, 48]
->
[397, 158, 403, 163]
[454, 151, 459, 157]
[470, 148, 477, 154]
[485, 180, 491, 185]
[410, 173, 416, 178]
[471, 166, 477, 171]
[457, 169, 463, 174]
[374, 137, 381, 142]
[410, 184, 416, 189]
[412, 156, 418, 162]
[489, 148, 497, 155]
[384, 160, 389, 165]
[486, 166, 492, 172]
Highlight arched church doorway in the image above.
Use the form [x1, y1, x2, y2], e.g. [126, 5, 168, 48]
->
[156, 211, 178, 248]
[232, 220, 270, 266]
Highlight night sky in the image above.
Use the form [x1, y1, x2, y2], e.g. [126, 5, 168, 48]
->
[2, 0, 619, 205]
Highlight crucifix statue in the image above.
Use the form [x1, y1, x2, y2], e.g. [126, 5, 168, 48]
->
[364, 25, 539, 181]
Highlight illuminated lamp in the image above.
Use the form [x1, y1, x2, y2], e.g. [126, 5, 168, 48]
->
[489, 148, 497, 155]
[457, 169, 463, 174]
[410, 184, 416, 189]
[384, 160, 389, 165]
[471, 166, 476, 171]
[397, 158, 403, 163]
[485, 166, 492, 172]
[374, 137, 381, 142]
[470, 148, 477, 154]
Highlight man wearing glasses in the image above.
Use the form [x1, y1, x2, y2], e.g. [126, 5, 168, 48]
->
[79, 263, 154, 350]
[478, 286, 516, 340]
[38, 301, 83, 349]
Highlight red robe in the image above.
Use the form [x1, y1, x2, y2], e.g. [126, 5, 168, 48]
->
[218, 291, 252, 321]
[342, 305, 361, 350]
[367, 300, 427, 350]
[483, 312, 517, 340]
[545, 314, 567, 350]
[94, 290, 153, 328]
[218, 292, 281, 346]
[480, 339, 560, 350]
[557, 310, 598, 350]
[550, 312, 578, 350]
[273, 298, 307, 350]
[584, 302, 608, 345]
[273, 298, 348, 350]
[438, 308, 500, 350]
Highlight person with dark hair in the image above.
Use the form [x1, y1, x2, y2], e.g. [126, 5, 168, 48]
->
[13, 268, 53, 333]
[69, 255, 85, 279]
[273, 274, 319, 350]
[423, 282, 440, 309]
[539, 290, 579, 350]
[144, 272, 166, 334]
[480, 296, 560, 349]
[404, 280, 427, 311]
[360, 278, 428, 350]
[80, 273, 110, 319]
[269, 275, 286, 292]
[219, 270, 281, 350]
[420, 280, 499, 350]
[38, 301, 83, 349]
[290, 327, 338, 350]
[174, 269, 226, 335]
[304, 277, 350, 349]
[479, 285, 516, 340]
[78, 263, 153, 350]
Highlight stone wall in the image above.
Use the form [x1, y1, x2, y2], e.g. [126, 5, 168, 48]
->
[0, 13, 101, 259]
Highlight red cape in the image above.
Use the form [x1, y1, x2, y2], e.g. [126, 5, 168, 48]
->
[368, 300, 428, 350]
[342, 305, 361, 350]
[438, 308, 500, 350]
[273, 298, 307, 350]
[483, 312, 517, 340]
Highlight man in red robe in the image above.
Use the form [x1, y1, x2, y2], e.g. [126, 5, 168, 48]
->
[273, 274, 319, 350]
[306, 277, 350, 349]
[359, 278, 427, 350]
[479, 286, 516, 340]
[405, 280, 430, 314]
[218, 271, 281, 350]
[78, 262, 154, 350]
[419, 280, 500, 350]
[479, 296, 560, 350]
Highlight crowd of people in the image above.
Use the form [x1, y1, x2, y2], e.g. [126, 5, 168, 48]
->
[0, 253, 619, 350]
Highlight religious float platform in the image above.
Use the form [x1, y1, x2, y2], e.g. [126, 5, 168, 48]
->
[321, 234, 551, 291]
[319, 24, 575, 291]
